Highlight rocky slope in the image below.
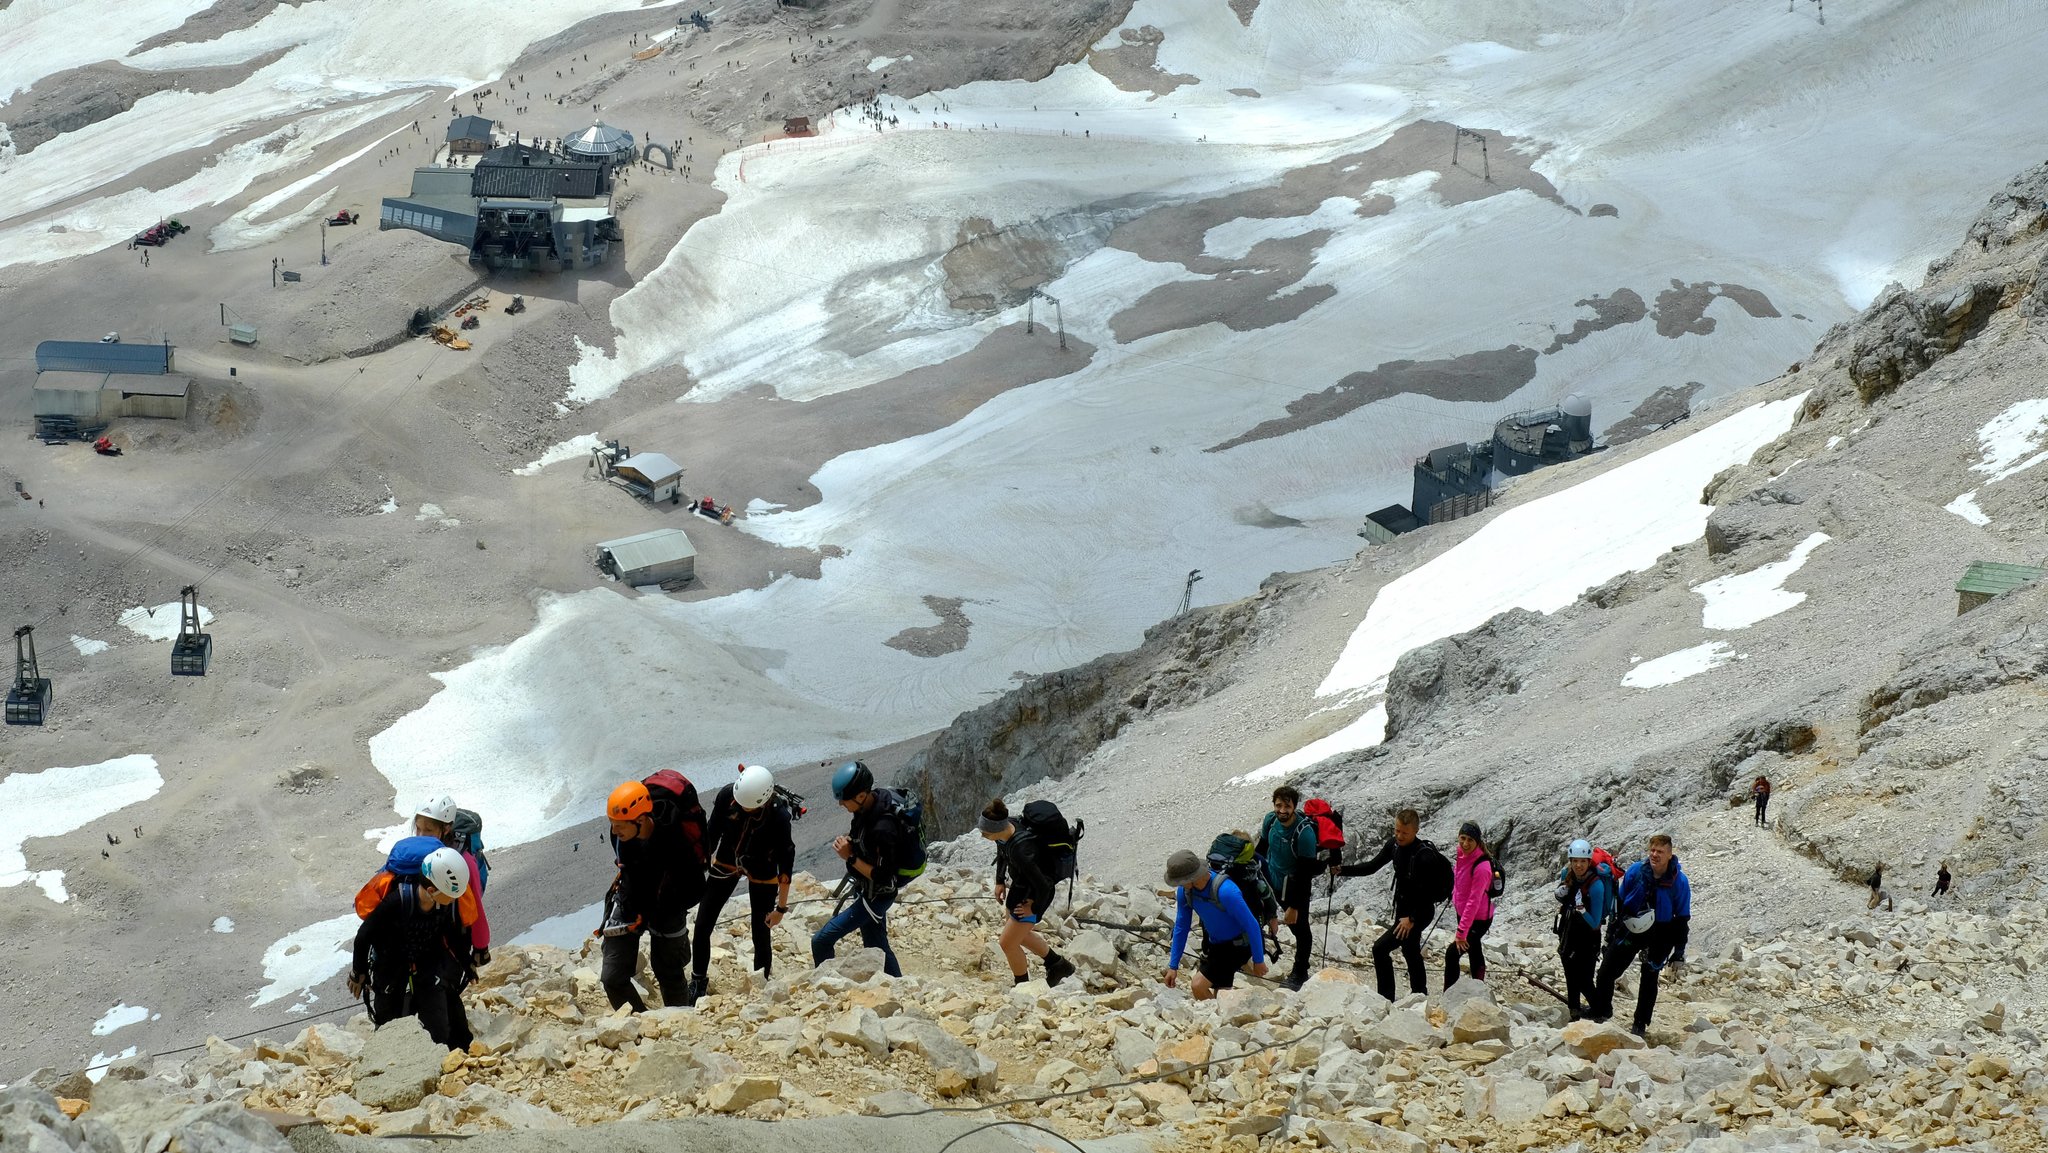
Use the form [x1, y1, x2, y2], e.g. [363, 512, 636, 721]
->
[10, 865, 2048, 1152]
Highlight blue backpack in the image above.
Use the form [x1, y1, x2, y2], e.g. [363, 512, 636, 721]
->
[384, 835, 442, 878]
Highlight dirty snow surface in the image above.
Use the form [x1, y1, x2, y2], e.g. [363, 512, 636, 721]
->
[1623, 641, 1743, 689]
[117, 602, 214, 642]
[90, 1003, 150, 1036]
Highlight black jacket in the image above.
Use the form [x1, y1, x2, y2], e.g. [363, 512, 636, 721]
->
[704, 784, 796, 883]
[1339, 837, 1438, 923]
[354, 881, 467, 980]
[846, 792, 908, 895]
[612, 812, 706, 933]
[993, 827, 1056, 912]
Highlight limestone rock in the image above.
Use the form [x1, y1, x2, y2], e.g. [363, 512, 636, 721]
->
[1812, 1049, 1873, 1088]
[1066, 929, 1120, 971]
[1132, 1080, 1197, 1121]
[707, 1075, 782, 1113]
[350, 1018, 447, 1111]
[883, 1017, 996, 1093]
[825, 1006, 888, 1058]
[453, 1084, 571, 1129]
[816, 948, 888, 984]
[622, 1043, 701, 1098]
[1359, 1009, 1444, 1052]
[1463, 1071, 1550, 1127]
[1308, 1118, 1427, 1153]
[863, 1089, 931, 1115]
[1449, 999, 1510, 1044]
[1112, 1027, 1156, 1074]
[1561, 1020, 1645, 1060]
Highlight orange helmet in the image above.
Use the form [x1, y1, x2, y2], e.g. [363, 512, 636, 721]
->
[608, 780, 652, 822]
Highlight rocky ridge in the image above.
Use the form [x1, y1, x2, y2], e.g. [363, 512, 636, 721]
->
[12, 865, 2048, 1152]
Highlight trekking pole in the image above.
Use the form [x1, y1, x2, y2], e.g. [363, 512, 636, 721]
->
[1317, 869, 1333, 971]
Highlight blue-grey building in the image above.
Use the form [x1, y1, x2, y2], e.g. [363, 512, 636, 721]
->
[379, 139, 621, 272]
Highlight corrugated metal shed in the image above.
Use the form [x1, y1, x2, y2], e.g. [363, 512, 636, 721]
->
[617, 452, 682, 483]
[471, 152, 604, 200]
[32, 372, 190, 420]
[36, 341, 172, 374]
[447, 115, 495, 143]
[1956, 561, 2043, 614]
[598, 528, 696, 585]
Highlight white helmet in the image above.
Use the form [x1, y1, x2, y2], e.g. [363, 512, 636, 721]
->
[415, 795, 458, 824]
[1623, 909, 1656, 935]
[733, 765, 775, 811]
[422, 847, 469, 899]
[1568, 839, 1593, 860]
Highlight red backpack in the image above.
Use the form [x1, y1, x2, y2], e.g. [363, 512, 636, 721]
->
[1301, 799, 1346, 862]
[643, 769, 708, 865]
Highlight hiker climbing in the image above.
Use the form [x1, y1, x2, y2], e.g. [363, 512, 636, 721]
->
[811, 761, 923, 978]
[1933, 860, 1952, 897]
[1333, 808, 1453, 1001]
[349, 837, 475, 1049]
[1445, 821, 1497, 987]
[1593, 834, 1691, 1037]
[413, 795, 490, 966]
[598, 772, 708, 1011]
[978, 797, 1077, 987]
[1162, 848, 1266, 999]
[692, 765, 797, 1000]
[1869, 862, 1894, 911]
[1553, 839, 1614, 1020]
[1259, 786, 1322, 990]
[1752, 775, 1771, 827]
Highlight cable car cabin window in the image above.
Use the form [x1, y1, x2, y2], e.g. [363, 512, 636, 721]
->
[507, 212, 530, 226]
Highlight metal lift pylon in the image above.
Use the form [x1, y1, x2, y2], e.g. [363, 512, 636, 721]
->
[170, 585, 212, 676]
[7, 625, 52, 725]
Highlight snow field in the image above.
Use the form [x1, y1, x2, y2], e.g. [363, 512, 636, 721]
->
[251, 913, 358, 1007]
[1623, 642, 1744, 689]
[512, 901, 605, 950]
[513, 434, 602, 476]
[118, 602, 213, 642]
[85, 1047, 137, 1083]
[1694, 532, 1830, 631]
[1971, 398, 2048, 483]
[0, 755, 163, 904]
[69, 635, 110, 656]
[1946, 492, 1990, 526]
[90, 1003, 150, 1036]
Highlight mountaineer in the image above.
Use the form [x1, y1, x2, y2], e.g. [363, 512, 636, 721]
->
[599, 773, 708, 1011]
[1751, 775, 1771, 827]
[978, 797, 1077, 987]
[1162, 848, 1267, 999]
[1444, 821, 1496, 988]
[1259, 785, 1321, 990]
[811, 761, 925, 978]
[413, 795, 491, 967]
[691, 765, 796, 1000]
[1333, 808, 1453, 1002]
[1553, 839, 1615, 1020]
[349, 838, 475, 1049]
[1868, 861, 1894, 911]
[1933, 860, 1953, 898]
[1592, 833, 1691, 1036]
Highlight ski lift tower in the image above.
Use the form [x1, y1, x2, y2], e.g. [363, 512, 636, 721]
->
[7, 625, 52, 725]
[1025, 288, 1067, 351]
[170, 585, 212, 676]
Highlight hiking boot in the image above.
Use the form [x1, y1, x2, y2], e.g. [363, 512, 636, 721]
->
[1280, 975, 1305, 992]
[1629, 1023, 1647, 1039]
[682, 975, 708, 1008]
[1043, 953, 1076, 988]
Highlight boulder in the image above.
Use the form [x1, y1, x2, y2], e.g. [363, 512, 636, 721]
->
[1811, 1049, 1873, 1089]
[351, 1018, 448, 1111]
[623, 1043, 702, 1098]
[453, 1084, 571, 1129]
[1066, 929, 1120, 971]
[817, 948, 888, 983]
[707, 1075, 782, 1113]
[883, 1017, 996, 1093]
[1561, 1020, 1644, 1060]
[825, 1007, 888, 1058]
[298, 1023, 365, 1066]
[863, 1089, 931, 1115]
[1449, 1000, 1510, 1044]
[1308, 1118, 1427, 1153]
[1462, 1071, 1550, 1127]
[1358, 1009, 1443, 1052]
[314, 1094, 373, 1126]
[1153, 1034, 1210, 1083]
[1112, 1027, 1156, 1074]
[1132, 1080, 1197, 1121]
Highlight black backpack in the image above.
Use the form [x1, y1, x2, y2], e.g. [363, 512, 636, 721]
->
[1207, 832, 1277, 924]
[1479, 851, 1506, 900]
[1018, 799, 1083, 908]
[773, 785, 807, 822]
[874, 787, 927, 882]
[1410, 839, 1456, 906]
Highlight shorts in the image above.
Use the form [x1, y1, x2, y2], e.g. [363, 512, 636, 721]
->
[1198, 936, 1252, 989]
[1008, 886, 1054, 924]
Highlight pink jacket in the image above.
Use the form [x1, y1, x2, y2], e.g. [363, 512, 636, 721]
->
[462, 849, 491, 950]
[1451, 845, 1494, 936]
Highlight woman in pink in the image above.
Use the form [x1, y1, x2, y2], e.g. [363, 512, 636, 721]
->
[414, 797, 491, 966]
[1445, 821, 1494, 987]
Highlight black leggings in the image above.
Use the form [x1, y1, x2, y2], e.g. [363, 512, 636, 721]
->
[693, 869, 779, 982]
[1754, 795, 1769, 825]
[1444, 917, 1490, 986]
[369, 963, 472, 1050]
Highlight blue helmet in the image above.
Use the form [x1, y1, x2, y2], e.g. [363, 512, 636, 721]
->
[830, 761, 873, 801]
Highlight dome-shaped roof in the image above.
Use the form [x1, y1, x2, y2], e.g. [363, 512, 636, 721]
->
[565, 121, 635, 159]
[1561, 393, 1592, 417]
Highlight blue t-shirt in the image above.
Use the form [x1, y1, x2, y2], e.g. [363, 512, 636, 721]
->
[1169, 872, 1266, 969]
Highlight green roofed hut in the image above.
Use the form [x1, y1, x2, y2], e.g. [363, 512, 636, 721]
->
[1955, 561, 2044, 615]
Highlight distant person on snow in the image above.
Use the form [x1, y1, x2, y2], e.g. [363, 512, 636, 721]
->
[811, 761, 922, 978]
[691, 765, 796, 1001]
[413, 795, 490, 967]
[1333, 808, 1451, 1002]
[1259, 786, 1321, 990]
[1162, 848, 1267, 999]
[1592, 834, 1691, 1037]
[1751, 775, 1771, 827]
[350, 842, 474, 1049]
[1553, 839, 1615, 1021]
[979, 797, 1076, 987]
[1444, 822, 1496, 988]
[600, 774, 708, 1011]
[1933, 861, 1952, 898]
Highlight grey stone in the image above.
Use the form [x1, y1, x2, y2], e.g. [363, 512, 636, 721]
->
[1357, 1009, 1443, 1052]
[623, 1043, 702, 1098]
[825, 1007, 888, 1058]
[1812, 1049, 1874, 1088]
[881, 1018, 995, 1092]
[1449, 999, 1510, 1044]
[1065, 929, 1120, 971]
[1111, 1027, 1155, 1074]
[1308, 1118, 1427, 1153]
[816, 948, 888, 984]
[350, 1017, 447, 1111]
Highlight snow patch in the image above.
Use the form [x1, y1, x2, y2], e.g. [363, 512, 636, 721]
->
[86, 1047, 137, 1084]
[1318, 395, 1806, 699]
[213, 916, 236, 933]
[1694, 532, 1829, 630]
[1971, 399, 2048, 482]
[251, 913, 358, 1007]
[92, 1003, 149, 1037]
[513, 434, 601, 476]
[119, 603, 213, 642]
[1228, 705, 1387, 786]
[70, 635, 110, 656]
[867, 56, 899, 72]
[416, 503, 461, 526]
[1946, 491, 1990, 526]
[1623, 642, 1742, 688]
[0, 755, 163, 903]
[512, 901, 605, 950]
